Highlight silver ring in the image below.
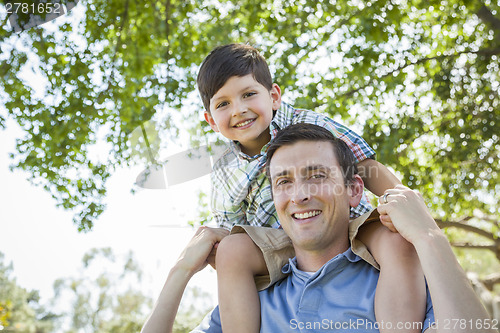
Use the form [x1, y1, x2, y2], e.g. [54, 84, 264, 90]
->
[382, 193, 389, 204]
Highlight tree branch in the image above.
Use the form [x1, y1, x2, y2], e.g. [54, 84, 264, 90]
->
[449, 242, 497, 251]
[435, 218, 496, 241]
[339, 48, 500, 99]
[481, 272, 500, 291]
[476, 5, 500, 34]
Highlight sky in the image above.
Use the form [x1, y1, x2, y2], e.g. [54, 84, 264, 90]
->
[0, 119, 218, 312]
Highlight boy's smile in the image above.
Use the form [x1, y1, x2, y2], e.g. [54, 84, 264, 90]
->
[204, 74, 281, 156]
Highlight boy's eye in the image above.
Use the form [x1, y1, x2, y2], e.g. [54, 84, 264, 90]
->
[216, 101, 229, 109]
[244, 92, 256, 98]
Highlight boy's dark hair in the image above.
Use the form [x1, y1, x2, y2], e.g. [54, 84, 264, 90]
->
[266, 123, 359, 186]
[197, 44, 273, 112]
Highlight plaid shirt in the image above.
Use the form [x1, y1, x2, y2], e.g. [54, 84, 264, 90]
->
[210, 102, 375, 230]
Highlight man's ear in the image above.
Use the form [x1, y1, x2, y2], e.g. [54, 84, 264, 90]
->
[270, 83, 282, 110]
[348, 175, 364, 208]
[204, 111, 219, 132]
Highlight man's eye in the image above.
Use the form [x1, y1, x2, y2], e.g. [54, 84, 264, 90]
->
[311, 174, 326, 179]
[276, 179, 290, 186]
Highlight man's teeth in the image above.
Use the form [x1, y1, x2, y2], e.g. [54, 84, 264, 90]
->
[235, 119, 253, 127]
[294, 211, 321, 220]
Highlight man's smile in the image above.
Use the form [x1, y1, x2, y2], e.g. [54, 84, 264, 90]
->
[292, 210, 322, 221]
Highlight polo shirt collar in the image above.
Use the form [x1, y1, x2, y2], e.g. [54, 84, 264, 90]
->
[282, 247, 362, 283]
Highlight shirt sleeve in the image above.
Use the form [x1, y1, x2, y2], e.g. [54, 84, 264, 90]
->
[293, 110, 376, 163]
[210, 154, 248, 230]
[190, 306, 222, 333]
[422, 283, 435, 332]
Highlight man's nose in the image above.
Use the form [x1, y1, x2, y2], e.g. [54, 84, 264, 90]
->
[290, 182, 311, 204]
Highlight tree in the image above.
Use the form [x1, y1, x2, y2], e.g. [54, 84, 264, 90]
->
[1, 0, 498, 230]
[50, 248, 152, 333]
[48, 247, 213, 332]
[1, 0, 498, 287]
[0, 252, 56, 332]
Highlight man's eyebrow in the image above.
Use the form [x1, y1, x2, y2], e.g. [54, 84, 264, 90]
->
[304, 165, 330, 172]
[271, 169, 290, 180]
[271, 165, 330, 180]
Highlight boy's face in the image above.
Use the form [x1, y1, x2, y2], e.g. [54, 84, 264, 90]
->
[204, 74, 281, 155]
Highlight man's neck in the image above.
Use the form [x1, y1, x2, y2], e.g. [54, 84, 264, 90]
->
[294, 238, 350, 272]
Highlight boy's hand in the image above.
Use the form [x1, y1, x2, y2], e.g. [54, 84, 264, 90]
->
[377, 185, 439, 244]
[377, 211, 398, 233]
[175, 226, 229, 276]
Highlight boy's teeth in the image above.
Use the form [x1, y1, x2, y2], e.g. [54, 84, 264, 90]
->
[294, 210, 321, 220]
[235, 119, 253, 127]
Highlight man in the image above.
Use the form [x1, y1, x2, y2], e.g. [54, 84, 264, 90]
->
[142, 123, 493, 333]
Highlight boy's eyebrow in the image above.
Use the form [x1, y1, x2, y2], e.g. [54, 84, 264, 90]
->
[211, 84, 260, 103]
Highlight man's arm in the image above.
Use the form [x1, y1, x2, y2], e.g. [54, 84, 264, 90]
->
[357, 158, 401, 197]
[377, 186, 494, 333]
[141, 227, 229, 333]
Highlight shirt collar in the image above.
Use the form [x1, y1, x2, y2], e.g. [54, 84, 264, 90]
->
[282, 247, 362, 281]
[269, 101, 295, 140]
[229, 140, 269, 161]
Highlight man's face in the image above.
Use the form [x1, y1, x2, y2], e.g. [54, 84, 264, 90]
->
[204, 74, 281, 156]
[269, 140, 362, 253]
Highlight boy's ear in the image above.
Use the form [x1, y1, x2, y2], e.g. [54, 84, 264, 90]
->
[204, 111, 219, 132]
[270, 83, 282, 110]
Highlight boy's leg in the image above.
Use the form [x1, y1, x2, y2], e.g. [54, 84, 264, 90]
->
[216, 233, 268, 333]
[357, 221, 426, 333]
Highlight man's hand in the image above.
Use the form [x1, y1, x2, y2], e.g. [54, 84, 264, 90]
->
[377, 185, 440, 244]
[175, 226, 229, 276]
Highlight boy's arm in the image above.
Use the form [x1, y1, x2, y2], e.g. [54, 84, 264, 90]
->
[357, 158, 401, 196]
[141, 227, 228, 333]
[378, 186, 494, 333]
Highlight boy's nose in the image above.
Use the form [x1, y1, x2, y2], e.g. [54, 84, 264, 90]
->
[231, 100, 247, 116]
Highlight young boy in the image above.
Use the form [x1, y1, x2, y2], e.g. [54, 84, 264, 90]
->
[198, 44, 426, 333]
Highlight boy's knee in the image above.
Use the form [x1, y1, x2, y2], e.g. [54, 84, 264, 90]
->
[216, 233, 261, 270]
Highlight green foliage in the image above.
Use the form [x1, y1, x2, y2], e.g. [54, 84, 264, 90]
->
[0, 252, 56, 332]
[51, 248, 152, 333]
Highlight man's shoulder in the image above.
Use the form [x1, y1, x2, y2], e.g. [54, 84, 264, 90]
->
[190, 306, 222, 333]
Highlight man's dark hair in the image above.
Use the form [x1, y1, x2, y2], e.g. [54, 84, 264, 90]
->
[266, 123, 359, 186]
[197, 44, 273, 112]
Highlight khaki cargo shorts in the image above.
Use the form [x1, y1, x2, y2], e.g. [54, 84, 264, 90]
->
[230, 209, 380, 291]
